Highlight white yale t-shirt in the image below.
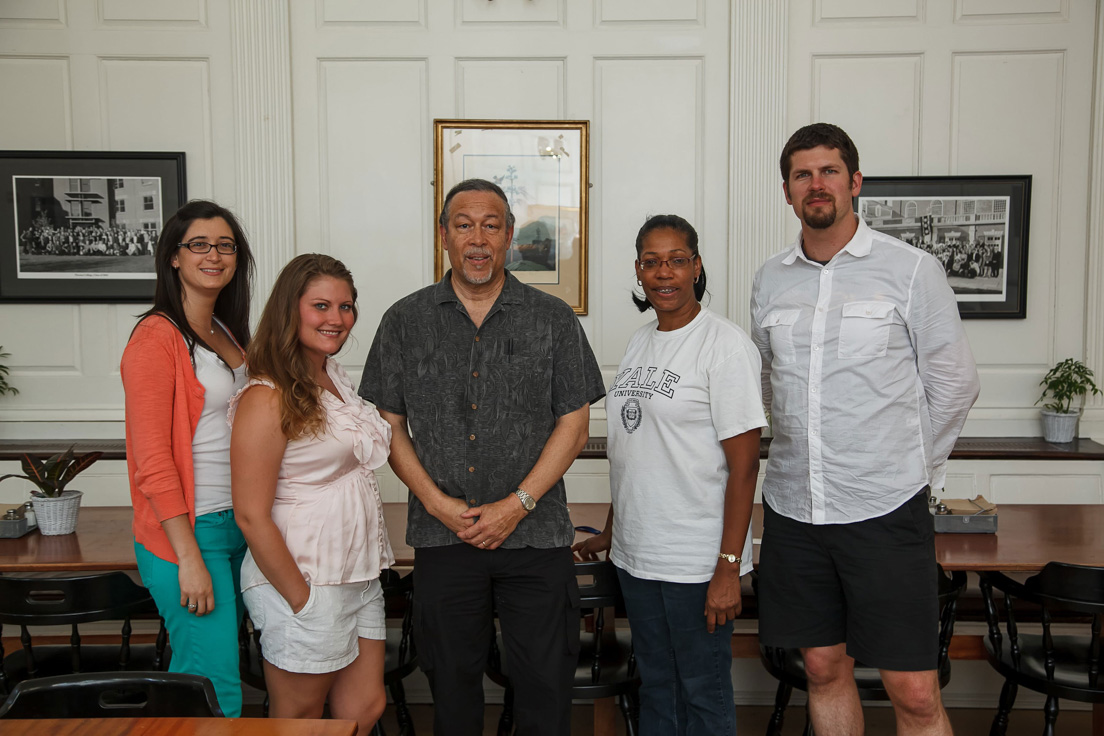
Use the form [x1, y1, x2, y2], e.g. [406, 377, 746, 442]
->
[607, 308, 767, 583]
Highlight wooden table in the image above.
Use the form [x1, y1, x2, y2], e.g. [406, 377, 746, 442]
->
[0, 718, 356, 735]
[4, 503, 1102, 734]
[4, 503, 1099, 573]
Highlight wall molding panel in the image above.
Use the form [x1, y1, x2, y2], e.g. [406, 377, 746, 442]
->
[595, 0, 703, 26]
[320, 0, 426, 27]
[456, 58, 565, 119]
[729, 1, 788, 329]
[457, 0, 563, 27]
[0, 55, 73, 148]
[954, 0, 1068, 25]
[0, 0, 66, 27]
[1084, 4, 1104, 420]
[97, 0, 207, 28]
[814, 0, 923, 25]
[230, 0, 296, 302]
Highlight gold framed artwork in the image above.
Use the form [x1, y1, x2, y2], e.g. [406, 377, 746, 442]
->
[434, 119, 590, 314]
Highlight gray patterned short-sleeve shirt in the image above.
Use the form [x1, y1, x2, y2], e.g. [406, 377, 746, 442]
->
[359, 271, 605, 549]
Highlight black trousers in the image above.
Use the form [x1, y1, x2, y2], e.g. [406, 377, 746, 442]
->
[413, 544, 580, 736]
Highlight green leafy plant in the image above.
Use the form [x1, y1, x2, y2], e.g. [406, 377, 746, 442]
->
[0, 345, 17, 397]
[1036, 358, 1102, 414]
[0, 447, 103, 498]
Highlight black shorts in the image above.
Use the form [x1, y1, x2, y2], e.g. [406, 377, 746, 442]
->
[757, 490, 938, 672]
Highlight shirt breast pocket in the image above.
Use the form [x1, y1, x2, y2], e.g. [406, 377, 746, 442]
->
[838, 301, 896, 359]
[761, 309, 801, 366]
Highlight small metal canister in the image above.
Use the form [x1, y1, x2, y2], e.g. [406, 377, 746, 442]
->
[0, 507, 29, 538]
[22, 501, 36, 527]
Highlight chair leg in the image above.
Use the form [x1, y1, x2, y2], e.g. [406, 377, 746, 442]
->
[1042, 695, 1058, 736]
[766, 681, 792, 736]
[618, 691, 640, 736]
[497, 683, 515, 736]
[990, 679, 1018, 736]
[370, 719, 386, 736]
[802, 708, 815, 736]
[153, 618, 168, 671]
[388, 679, 415, 736]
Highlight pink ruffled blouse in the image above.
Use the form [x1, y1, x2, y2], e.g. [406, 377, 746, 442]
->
[229, 360, 395, 590]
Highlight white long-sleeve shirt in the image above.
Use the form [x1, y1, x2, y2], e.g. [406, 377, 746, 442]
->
[751, 218, 980, 525]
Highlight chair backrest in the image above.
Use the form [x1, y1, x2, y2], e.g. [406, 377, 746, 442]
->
[0, 672, 223, 718]
[980, 562, 1104, 682]
[575, 560, 622, 609]
[0, 572, 155, 626]
[1029, 561, 1104, 614]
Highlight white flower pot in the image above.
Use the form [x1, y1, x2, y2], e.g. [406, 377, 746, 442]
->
[1041, 410, 1079, 444]
[30, 490, 83, 535]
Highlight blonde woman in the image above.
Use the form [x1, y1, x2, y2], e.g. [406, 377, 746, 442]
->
[231, 254, 393, 732]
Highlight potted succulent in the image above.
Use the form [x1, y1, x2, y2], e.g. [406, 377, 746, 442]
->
[0, 448, 102, 535]
[0, 345, 17, 397]
[1036, 358, 1101, 443]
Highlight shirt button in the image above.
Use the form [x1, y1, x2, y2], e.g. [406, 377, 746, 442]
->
[472, 371, 479, 378]
[813, 345, 820, 350]
[811, 387, 817, 392]
[469, 499, 477, 506]
[469, 434, 476, 440]
[471, 403, 477, 410]
[468, 466, 475, 473]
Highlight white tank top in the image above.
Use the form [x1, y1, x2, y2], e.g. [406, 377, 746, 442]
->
[192, 343, 246, 516]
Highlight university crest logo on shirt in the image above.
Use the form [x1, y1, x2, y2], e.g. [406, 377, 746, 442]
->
[621, 398, 642, 434]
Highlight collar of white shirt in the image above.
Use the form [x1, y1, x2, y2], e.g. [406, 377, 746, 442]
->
[781, 216, 874, 266]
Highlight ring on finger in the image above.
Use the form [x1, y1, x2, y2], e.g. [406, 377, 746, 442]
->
[188, 602, 198, 611]
[481, 540, 488, 547]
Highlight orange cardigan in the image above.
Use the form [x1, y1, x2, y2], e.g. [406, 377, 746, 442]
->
[121, 314, 207, 564]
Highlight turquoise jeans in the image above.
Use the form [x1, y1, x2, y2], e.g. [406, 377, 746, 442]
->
[134, 509, 247, 717]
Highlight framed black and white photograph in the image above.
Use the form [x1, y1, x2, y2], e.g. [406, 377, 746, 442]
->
[0, 150, 186, 302]
[857, 175, 1031, 319]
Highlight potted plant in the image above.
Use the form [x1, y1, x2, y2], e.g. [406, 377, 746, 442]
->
[1036, 358, 1101, 443]
[0, 345, 17, 397]
[0, 447, 102, 535]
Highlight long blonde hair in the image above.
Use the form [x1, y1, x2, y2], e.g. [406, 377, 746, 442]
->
[247, 254, 358, 439]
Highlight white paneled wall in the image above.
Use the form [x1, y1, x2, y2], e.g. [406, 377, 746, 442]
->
[0, 0, 237, 435]
[788, 0, 1098, 437]
[0, 1, 1103, 468]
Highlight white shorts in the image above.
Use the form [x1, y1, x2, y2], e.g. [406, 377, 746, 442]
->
[243, 578, 385, 674]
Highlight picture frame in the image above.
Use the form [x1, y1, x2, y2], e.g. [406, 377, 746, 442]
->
[0, 150, 187, 303]
[856, 175, 1031, 319]
[434, 120, 590, 314]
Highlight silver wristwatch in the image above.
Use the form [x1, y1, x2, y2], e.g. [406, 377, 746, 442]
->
[514, 488, 536, 512]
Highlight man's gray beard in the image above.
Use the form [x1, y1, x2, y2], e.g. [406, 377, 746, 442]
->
[803, 203, 837, 230]
[464, 268, 493, 285]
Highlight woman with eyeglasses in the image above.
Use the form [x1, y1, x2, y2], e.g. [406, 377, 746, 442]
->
[229, 254, 392, 733]
[573, 214, 766, 735]
[121, 200, 255, 716]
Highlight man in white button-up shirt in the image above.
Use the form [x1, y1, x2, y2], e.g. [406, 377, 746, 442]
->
[752, 124, 979, 736]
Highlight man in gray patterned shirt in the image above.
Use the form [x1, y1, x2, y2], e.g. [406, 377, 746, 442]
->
[359, 179, 605, 736]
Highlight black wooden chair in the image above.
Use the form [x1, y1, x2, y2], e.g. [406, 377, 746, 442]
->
[486, 559, 640, 736]
[979, 562, 1104, 735]
[0, 671, 222, 718]
[0, 572, 168, 696]
[756, 564, 967, 736]
[239, 569, 419, 734]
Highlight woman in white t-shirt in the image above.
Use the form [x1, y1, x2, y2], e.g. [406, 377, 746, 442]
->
[574, 214, 766, 736]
